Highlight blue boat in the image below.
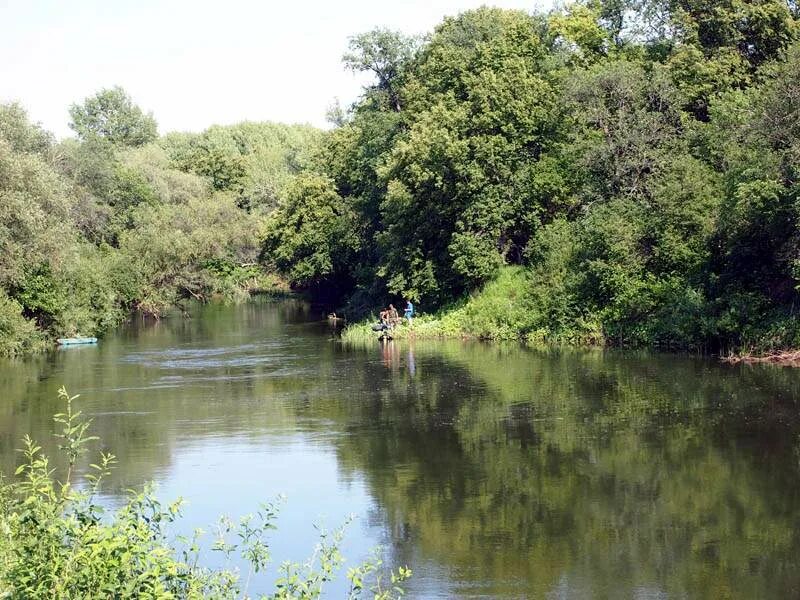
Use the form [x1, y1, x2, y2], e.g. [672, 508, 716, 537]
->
[57, 337, 98, 346]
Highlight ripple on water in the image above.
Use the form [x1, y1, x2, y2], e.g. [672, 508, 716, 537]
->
[116, 342, 318, 387]
[120, 342, 297, 371]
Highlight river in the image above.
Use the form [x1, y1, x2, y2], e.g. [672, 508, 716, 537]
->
[1, 298, 799, 598]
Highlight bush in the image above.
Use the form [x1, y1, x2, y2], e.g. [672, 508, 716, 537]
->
[0, 291, 44, 356]
[116, 195, 268, 315]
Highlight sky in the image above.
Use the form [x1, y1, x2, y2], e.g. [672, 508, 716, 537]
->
[1, 0, 552, 139]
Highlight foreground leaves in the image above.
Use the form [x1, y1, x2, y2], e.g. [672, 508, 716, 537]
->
[0, 389, 410, 599]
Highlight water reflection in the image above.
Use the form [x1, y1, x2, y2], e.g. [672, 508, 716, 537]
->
[1, 300, 800, 598]
[351, 344, 800, 598]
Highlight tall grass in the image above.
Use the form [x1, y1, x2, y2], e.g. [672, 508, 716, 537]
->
[342, 267, 559, 344]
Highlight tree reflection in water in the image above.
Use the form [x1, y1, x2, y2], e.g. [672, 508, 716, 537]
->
[0, 301, 799, 598]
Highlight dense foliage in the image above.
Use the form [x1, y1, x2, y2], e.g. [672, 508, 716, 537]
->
[0, 91, 321, 355]
[263, 1, 800, 352]
[5, 1, 800, 353]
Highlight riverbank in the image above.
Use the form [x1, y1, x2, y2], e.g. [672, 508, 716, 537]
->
[342, 267, 604, 346]
[343, 318, 800, 367]
[341, 267, 800, 366]
[722, 351, 800, 367]
[0, 271, 289, 358]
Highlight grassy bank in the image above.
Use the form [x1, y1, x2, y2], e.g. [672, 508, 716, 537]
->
[342, 267, 603, 345]
[342, 267, 800, 362]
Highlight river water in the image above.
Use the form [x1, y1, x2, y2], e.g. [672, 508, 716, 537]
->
[1, 299, 800, 598]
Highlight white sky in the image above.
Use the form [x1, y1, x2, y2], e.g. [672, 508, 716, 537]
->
[1, 0, 552, 138]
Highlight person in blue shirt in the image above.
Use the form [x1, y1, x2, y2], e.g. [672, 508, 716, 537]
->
[404, 299, 414, 325]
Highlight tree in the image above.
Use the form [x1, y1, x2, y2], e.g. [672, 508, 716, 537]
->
[69, 86, 157, 146]
[659, 0, 796, 118]
[376, 8, 557, 302]
[0, 103, 53, 155]
[549, 1, 612, 64]
[343, 28, 422, 111]
[260, 173, 361, 293]
[703, 44, 800, 346]
[669, 0, 796, 68]
[160, 122, 323, 209]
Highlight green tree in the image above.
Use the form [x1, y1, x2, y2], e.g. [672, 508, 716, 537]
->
[343, 28, 422, 111]
[0, 103, 53, 155]
[549, 1, 612, 65]
[377, 8, 558, 302]
[703, 43, 800, 348]
[261, 173, 361, 292]
[69, 86, 157, 146]
[161, 122, 323, 209]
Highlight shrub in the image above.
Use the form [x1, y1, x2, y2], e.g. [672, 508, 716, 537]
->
[0, 291, 44, 356]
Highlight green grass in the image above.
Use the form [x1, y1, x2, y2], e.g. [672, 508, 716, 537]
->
[342, 267, 558, 344]
[343, 264, 800, 357]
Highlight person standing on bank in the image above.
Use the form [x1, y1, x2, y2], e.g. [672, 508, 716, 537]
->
[404, 299, 414, 326]
[388, 303, 399, 327]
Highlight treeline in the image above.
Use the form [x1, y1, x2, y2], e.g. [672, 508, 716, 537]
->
[5, 1, 800, 355]
[263, 0, 800, 351]
[0, 88, 320, 355]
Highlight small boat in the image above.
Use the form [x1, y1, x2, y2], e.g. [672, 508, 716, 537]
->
[57, 337, 98, 346]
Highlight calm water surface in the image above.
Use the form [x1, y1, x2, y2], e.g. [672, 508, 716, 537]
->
[1, 299, 800, 598]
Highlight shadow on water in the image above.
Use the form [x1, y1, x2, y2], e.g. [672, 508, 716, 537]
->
[1, 299, 800, 598]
